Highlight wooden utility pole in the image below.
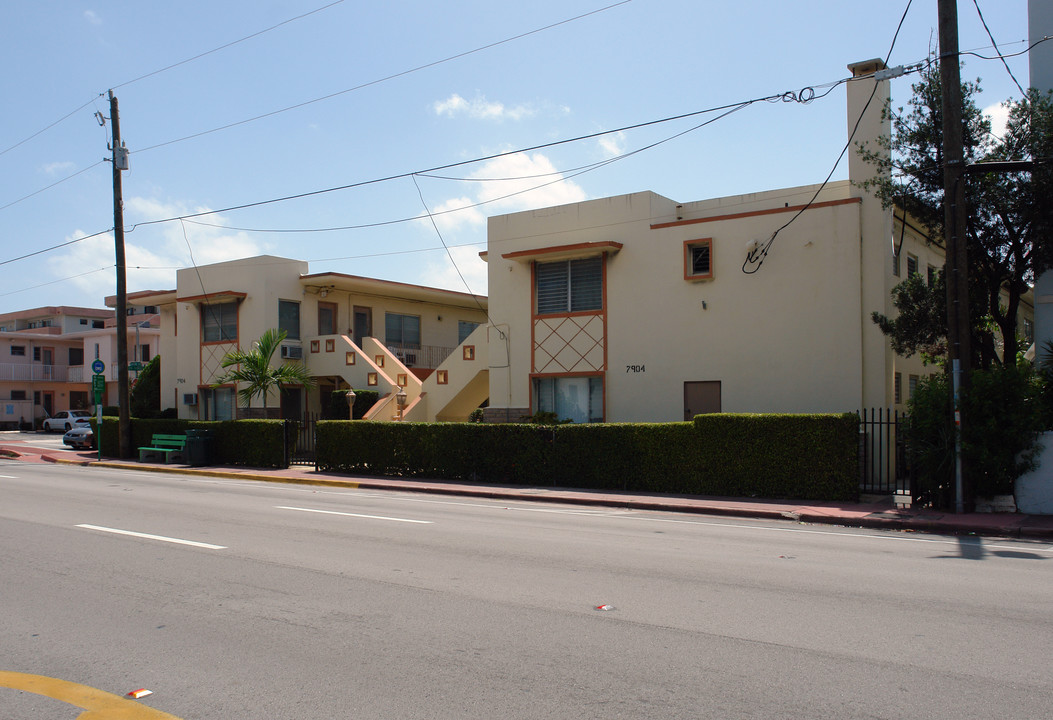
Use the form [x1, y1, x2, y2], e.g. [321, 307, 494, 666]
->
[109, 90, 132, 458]
[937, 0, 970, 513]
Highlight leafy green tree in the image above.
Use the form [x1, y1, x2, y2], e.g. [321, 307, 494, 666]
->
[871, 271, 947, 364]
[907, 365, 1044, 506]
[215, 329, 315, 417]
[130, 355, 161, 418]
[858, 67, 1053, 367]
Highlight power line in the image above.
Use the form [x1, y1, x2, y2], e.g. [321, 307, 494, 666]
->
[133, 0, 634, 155]
[0, 76, 839, 268]
[0, 160, 108, 212]
[970, 0, 1026, 97]
[126, 95, 802, 233]
[112, 0, 346, 91]
[0, 0, 347, 162]
[743, 0, 915, 274]
[0, 227, 113, 268]
[0, 265, 113, 298]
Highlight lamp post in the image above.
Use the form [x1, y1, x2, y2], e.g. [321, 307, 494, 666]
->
[345, 389, 356, 420]
[395, 387, 407, 421]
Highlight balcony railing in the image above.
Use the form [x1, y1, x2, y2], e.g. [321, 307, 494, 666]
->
[0, 363, 70, 382]
[385, 343, 455, 370]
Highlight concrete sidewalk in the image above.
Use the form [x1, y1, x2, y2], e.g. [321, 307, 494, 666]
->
[5, 440, 1053, 540]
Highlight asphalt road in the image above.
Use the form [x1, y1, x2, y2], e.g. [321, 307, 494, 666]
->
[2, 461, 1052, 719]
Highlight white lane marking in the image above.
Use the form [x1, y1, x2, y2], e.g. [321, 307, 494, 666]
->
[0, 474, 19, 478]
[75, 524, 227, 549]
[195, 478, 1051, 554]
[276, 505, 432, 524]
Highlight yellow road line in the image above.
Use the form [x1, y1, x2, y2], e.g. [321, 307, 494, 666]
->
[0, 671, 183, 719]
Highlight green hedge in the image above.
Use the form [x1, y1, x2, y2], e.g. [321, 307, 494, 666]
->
[96, 417, 286, 468]
[316, 413, 859, 501]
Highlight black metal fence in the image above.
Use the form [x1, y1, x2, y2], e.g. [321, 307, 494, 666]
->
[284, 412, 319, 467]
[858, 408, 912, 495]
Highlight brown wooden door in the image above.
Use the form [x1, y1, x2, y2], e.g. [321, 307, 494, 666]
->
[684, 381, 721, 420]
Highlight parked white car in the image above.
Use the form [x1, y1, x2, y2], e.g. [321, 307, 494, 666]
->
[42, 410, 92, 433]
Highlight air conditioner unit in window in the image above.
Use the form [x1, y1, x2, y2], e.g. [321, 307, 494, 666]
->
[280, 344, 303, 359]
[183, 393, 198, 405]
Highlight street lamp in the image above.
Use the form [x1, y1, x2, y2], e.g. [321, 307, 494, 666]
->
[345, 389, 356, 420]
[395, 387, 407, 421]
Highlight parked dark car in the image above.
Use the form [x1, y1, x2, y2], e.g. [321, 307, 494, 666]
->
[63, 426, 95, 450]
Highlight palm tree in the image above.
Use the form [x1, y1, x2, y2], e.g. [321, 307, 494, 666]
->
[215, 328, 315, 417]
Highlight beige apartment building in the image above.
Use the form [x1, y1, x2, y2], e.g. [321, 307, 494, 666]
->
[132, 255, 490, 422]
[480, 59, 1016, 423]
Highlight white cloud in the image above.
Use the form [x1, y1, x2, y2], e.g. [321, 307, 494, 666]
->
[46, 196, 269, 304]
[425, 195, 487, 232]
[412, 152, 587, 293]
[470, 152, 587, 212]
[598, 131, 626, 158]
[432, 93, 534, 121]
[421, 243, 489, 296]
[984, 102, 1011, 140]
[41, 161, 76, 175]
[413, 151, 587, 236]
[84, 10, 102, 25]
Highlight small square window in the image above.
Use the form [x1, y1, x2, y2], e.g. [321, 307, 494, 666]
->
[345, 351, 356, 365]
[367, 372, 378, 386]
[310, 340, 320, 353]
[10, 345, 25, 356]
[397, 373, 408, 387]
[436, 370, 448, 385]
[325, 339, 335, 353]
[684, 239, 713, 281]
[463, 345, 475, 361]
[907, 254, 918, 277]
[375, 355, 385, 367]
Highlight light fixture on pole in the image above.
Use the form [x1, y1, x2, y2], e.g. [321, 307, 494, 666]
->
[395, 387, 408, 421]
[345, 389, 356, 419]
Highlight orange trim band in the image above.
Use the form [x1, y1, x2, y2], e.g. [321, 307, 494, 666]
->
[502, 241, 623, 260]
[650, 197, 861, 229]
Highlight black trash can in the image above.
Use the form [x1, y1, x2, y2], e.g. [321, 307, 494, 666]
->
[185, 428, 215, 467]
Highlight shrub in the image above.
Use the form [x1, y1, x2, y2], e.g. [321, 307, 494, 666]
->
[906, 365, 1045, 505]
[316, 414, 858, 501]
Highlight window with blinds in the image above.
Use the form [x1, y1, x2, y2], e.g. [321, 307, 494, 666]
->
[535, 257, 602, 315]
[202, 302, 238, 343]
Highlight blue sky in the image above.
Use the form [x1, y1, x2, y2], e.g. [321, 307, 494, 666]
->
[0, 0, 1033, 311]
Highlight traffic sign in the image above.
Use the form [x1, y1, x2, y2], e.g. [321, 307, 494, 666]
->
[92, 374, 105, 404]
[91, 359, 105, 374]
[129, 361, 144, 372]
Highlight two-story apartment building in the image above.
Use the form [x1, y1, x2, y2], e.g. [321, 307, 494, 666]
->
[130, 255, 490, 421]
[480, 58, 1032, 423]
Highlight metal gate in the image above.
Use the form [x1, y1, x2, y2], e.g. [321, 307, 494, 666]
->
[858, 408, 912, 495]
[285, 412, 318, 467]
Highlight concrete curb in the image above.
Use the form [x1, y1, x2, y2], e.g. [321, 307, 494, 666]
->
[15, 449, 1053, 540]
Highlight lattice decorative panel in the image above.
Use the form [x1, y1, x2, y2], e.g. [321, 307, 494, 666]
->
[533, 314, 605, 373]
[201, 342, 237, 384]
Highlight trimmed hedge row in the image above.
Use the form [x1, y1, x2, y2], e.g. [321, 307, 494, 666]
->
[316, 413, 859, 501]
[96, 417, 286, 468]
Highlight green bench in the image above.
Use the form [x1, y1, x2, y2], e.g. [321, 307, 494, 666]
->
[138, 433, 187, 464]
